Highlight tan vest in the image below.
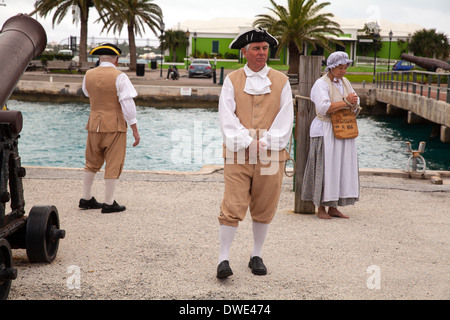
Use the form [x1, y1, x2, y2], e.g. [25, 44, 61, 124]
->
[223, 68, 289, 161]
[316, 74, 354, 122]
[85, 67, 127, 132]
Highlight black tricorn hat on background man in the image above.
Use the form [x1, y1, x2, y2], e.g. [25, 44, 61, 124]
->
[89, 43, 122, 56]
[229, 27, 278, 50]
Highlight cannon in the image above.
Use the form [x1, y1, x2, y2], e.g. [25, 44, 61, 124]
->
[401, 53, 450, 72]
[0, 14, 65, 300]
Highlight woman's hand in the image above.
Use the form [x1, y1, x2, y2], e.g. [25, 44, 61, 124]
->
[345, 92, 358, 105]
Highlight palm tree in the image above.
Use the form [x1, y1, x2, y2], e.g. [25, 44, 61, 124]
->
[31, 0, 106, 67]
[253, 0, 343, 74]
[357, 23, 383, 57]
[408, 29, 449, 60]
[163, 29, 188, 62]
[98, 0, 163, 71]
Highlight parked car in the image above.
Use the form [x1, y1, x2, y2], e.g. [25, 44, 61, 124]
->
[58, 49, 73, 55]
[392, 60, 414, 71]
[189, 59, 212, 78]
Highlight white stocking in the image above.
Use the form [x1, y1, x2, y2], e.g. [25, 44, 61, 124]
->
[82, 171, 96, 200]
[251, 222, 269, 258]
[104, 178, 118, 205]
[218, 225, 237, 263]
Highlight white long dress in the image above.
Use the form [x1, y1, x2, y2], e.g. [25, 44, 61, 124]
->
[306, 75, 360, 205]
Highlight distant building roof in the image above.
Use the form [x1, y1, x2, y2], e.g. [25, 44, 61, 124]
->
[171, 16, 425, 40]
[174, 17, 254, 36]
[332, 17, 425, 39]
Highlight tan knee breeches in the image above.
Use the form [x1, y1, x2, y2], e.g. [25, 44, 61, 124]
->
[218, 160, 285, 227]
[84, 131, 127, 179]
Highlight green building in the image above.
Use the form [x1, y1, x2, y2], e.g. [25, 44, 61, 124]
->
[167, 16, 425, 69]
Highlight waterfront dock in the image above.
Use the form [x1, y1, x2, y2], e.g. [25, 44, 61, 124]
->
[14, 67, 370, 107]
[14, 68, 449, 144]
[4, 67, 450, 301]
[14, 67, 222, 107]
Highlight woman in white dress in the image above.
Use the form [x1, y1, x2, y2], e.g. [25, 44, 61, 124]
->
[301, 51, 361, 219]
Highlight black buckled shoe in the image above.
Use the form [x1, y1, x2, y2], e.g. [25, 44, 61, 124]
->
[102, 201, 126, 214]
[248, 256, 267, 275]
[216, 260, 233, 279]
[79, 197, 103, 210]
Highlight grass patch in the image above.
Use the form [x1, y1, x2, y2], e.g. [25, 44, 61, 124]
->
[345, 74, 374, 83]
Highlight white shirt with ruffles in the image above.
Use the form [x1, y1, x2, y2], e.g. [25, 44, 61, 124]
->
[219, 64, 293, 152]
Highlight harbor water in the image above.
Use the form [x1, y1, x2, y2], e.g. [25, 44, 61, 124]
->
[6, 100, 450, 172]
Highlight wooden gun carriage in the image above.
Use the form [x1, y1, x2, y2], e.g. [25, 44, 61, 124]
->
[0, 14, 65, 300]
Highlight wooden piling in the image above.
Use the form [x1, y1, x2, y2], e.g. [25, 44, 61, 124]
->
[294, 56, 322, 214]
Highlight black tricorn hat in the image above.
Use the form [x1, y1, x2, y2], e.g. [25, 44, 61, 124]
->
[89, 43, 122, 56]
[229, 27, 278, 50]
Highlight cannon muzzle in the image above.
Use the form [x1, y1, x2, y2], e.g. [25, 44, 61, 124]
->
[0, 14, 47, 107]
[401, 53, 450, 72]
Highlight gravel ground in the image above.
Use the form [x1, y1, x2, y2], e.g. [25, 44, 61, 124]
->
[5, 166, 449, 301]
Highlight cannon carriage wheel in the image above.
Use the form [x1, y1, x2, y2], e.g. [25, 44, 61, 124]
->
[26, 205, 65, 263]
[0, 238, 17, 300]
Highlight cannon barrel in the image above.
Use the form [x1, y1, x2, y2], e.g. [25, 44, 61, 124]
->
[0, 14, 47, 107]
[401, 53, 450, 72]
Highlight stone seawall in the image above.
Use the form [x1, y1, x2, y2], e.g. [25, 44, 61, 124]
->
[11, 80, 222, 108]
[11, 80, 376, 109]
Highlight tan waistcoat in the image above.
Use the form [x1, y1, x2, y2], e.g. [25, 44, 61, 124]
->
[223, 68, 289, 161]
[316, 74, 354, 122]
[85, 67, 127, 132]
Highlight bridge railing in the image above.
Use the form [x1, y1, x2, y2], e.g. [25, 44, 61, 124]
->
[376, 71, 449, 104]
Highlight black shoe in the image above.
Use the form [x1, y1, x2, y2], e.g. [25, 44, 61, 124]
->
[79, 197, 103, 209]
[102, 201, 126, 213]
[248, 256, 267, 275]
[216, 260, 233, 279]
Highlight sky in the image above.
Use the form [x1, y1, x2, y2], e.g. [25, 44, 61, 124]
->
[0, 0, 449, 45]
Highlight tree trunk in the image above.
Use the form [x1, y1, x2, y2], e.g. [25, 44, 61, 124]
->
[78, 11, 89, 67]
[172, 48, 177, 62]
[287, 42, 301, 74]
[128, 24, 137, 72]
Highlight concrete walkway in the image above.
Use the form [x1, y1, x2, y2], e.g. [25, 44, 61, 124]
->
[6, 166, 450, 300]
[21, 66, 227, 87]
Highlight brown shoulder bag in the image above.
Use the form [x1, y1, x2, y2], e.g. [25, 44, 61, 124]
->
[330, 108, 358, 139]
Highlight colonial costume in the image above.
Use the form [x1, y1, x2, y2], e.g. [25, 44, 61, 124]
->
[217, 28, 294, 278]
[79, 43, 139, 213]
[301, 52, 360, 211]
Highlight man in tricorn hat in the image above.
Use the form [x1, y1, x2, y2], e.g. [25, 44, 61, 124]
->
[79, 43, 140, 213]
[216, 28, 294, 278]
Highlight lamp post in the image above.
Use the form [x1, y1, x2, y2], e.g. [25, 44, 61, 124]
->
[388, 30, 393, 71]
[193, 32, 197, 59]
[368, 22, 380, 85]
[159, 21, 165, 78]
[185, 29, 190, 71]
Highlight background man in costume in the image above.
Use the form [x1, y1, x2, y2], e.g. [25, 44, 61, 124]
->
[216, 28, 294, 279]
[79, 43, 140, 213]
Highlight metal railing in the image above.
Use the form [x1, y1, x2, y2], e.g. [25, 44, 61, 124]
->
[376, 71, 450, 104]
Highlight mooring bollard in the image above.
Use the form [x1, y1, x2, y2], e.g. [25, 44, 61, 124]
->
[405, 141, 426, 173]
[219, 67, 224, 85]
